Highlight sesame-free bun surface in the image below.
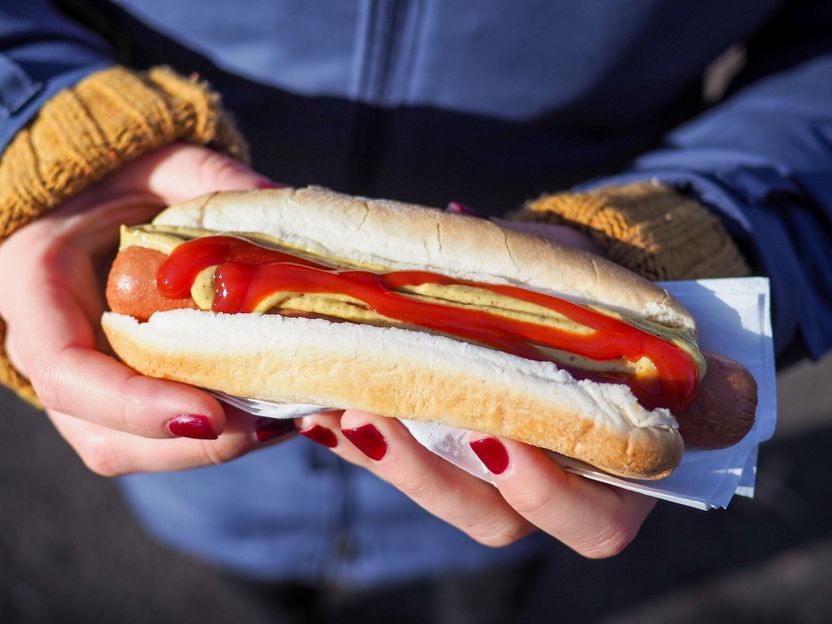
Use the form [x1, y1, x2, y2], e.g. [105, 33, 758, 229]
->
[152, 186, 695, 332]
[102, 310, 683, 479]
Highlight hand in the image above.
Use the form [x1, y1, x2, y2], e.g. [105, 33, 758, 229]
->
[298, 411, 654, 558]
[294, 218, 648, 559]
[0, 143, 295, 476]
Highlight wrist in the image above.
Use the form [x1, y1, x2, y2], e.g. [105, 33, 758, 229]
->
[0, 66, 247, 245]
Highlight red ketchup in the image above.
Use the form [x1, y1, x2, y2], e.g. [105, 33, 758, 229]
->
[157, 236, 699, 412]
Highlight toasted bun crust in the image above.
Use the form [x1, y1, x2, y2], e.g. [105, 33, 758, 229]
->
[152, 186, 696, 332]
[102, 310, 683, 479]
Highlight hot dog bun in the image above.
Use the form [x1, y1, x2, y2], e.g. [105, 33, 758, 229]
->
[146, 186, 696, 333]
[103, 309, 683, 479]
[100, 186, 749, 479]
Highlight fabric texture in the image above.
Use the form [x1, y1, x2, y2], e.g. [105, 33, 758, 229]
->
[0, 65, 247, 405]
[517, 180, 751, 281]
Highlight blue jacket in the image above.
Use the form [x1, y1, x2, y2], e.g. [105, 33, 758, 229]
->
[3, 0, 831, 584]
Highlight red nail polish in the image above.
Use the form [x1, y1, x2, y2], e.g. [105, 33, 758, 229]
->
[254, 418, 296, 443]
[299, 424, 338, 448]
[470, 437, 509, 474]
[445, 201, 484, 218]
[167, 414, 218, 440]
[255, 180, 288, 189]
[342, 424, 387, 460]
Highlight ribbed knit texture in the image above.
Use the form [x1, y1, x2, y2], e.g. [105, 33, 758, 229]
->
[0, 66, 248, 405]
[517, 180, 751, 281]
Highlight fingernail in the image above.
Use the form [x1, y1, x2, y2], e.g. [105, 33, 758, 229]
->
[167, 414, 218, 440]
[445, 201, 484, 218]
[299, 424, 338, 448]
[254, 418, 296, 443]
[255, 180, 289, 189]
[342, 424, 387, 460]
[470, 437, 509, 474]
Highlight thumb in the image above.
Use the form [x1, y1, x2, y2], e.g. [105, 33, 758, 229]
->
[107, 142, 282, 206]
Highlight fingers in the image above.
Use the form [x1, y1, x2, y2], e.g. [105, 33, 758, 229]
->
[4, 258, 226, 440]
[40, 143, 280, 251]
[37, 347, 227, 439]
[48, 406, 296, 476]
[297, 411, 536, 547]
[105, 142, 277, 205]
[0, 141, 286, 476]
[0, 140, 280, 441]
[469, 435, 656, 558]
[297, 411, 653, 556]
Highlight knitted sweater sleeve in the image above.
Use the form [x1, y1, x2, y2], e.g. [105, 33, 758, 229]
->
[513, 180, 750, 282]
[0, 65, 247, 405]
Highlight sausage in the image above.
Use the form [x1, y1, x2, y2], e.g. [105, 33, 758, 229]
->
[106, 246, 196, 321]
[105, 246, 345, 322]
[107, 245, 757, 449]
[674, 351, 757, 449]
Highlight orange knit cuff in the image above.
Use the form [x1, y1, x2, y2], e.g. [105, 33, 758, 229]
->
[515, 180, 751, 281]
[0, 65, 249, 406]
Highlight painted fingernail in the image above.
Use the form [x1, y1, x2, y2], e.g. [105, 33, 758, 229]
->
[342, 424, 387, 460]
[445, 201, 484, 218]
[255, 180, 288, 189]
[299, 424, 338, 448]
[470, 437, 509, 474]
[167, 414, 218, 440]
[254, 418, 297, 443]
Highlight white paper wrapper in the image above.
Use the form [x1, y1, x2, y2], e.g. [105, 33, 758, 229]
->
[215, 277, 775, 511]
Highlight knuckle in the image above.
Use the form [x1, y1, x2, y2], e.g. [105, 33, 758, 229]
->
[115, 374, 150, 434]
[510, 486, 557, 520]
[468, 520, 531, 548]
[194, 149, 246, 189]
[3, 331, 26, 377]
[394, 475, 437, 500]
[393, 469, 466, 504]
[196, 437, 249, 467]
[76, 435, 126, 477]
[29, 360, 64, 412]
[576, 517, 639, 559]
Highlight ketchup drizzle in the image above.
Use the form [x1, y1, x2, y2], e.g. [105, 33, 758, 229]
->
[157, 236, 698, 412]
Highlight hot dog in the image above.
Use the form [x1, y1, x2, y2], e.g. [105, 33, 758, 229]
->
[101, 186, 757, 479]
